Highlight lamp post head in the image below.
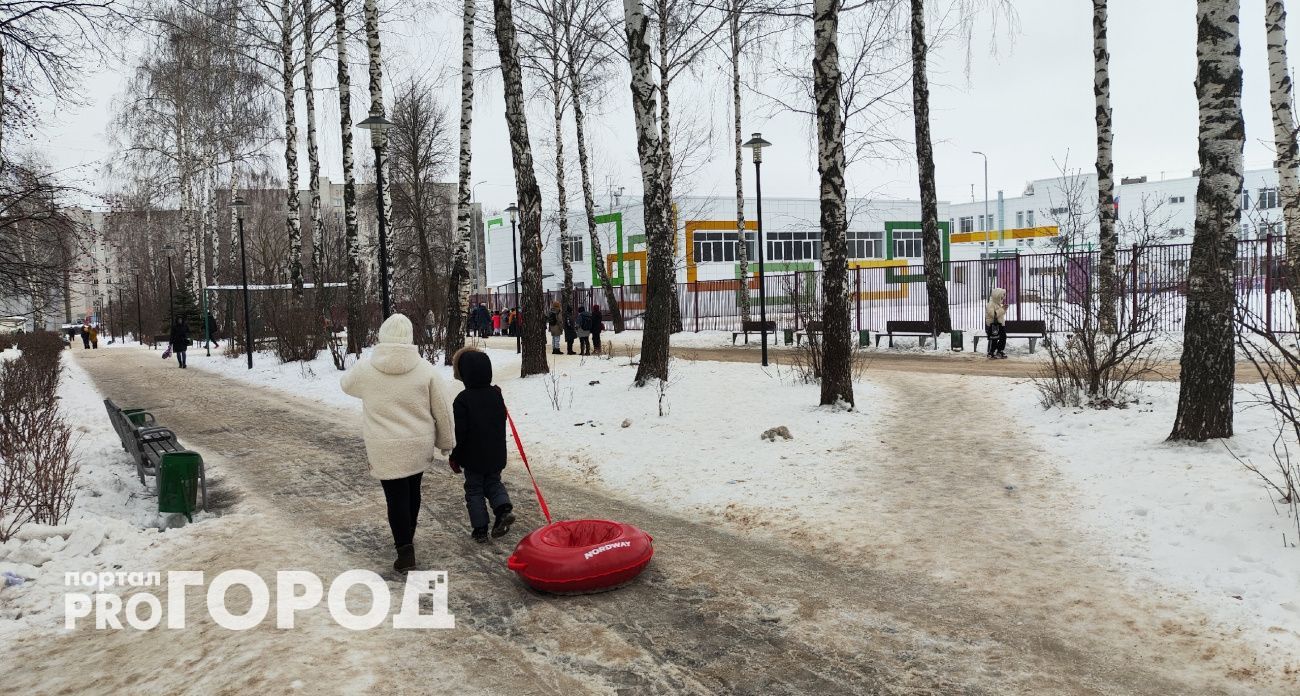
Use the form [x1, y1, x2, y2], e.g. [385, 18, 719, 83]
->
[161, 243, 175, 255]
[232, 196, 249, 220]
[357, 114, 395, 144]
[505, 203, 518, 224]
[743, 132, 772, 164]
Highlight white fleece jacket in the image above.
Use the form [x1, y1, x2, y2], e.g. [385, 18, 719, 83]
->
[340, 315, 455, 480]
[985, 287, 1007, 325]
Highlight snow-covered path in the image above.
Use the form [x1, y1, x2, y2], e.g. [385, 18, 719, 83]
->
[7, 348, 1284, 694]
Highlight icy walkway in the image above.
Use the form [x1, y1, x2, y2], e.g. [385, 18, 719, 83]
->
[3, 347, 1290, 694]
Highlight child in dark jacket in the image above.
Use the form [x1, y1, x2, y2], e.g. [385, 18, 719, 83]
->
[450, 348, 515, 543]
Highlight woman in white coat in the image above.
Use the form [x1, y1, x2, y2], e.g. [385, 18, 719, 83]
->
[341, 313, 455, 572]
[985, 287, 1008, 359]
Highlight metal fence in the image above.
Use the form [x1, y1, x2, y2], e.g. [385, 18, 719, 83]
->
[471, 237, 1296, 335]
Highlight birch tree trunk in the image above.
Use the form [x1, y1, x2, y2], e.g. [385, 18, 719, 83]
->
[655, 0, 683, 334]
[624, 0, 671, 384]
[813, 0, 854, 408]
[303, 0, 327, 304]
[363, 0, 394, 301]
[444, 0, 474, 366]
[1170, 0, 1244, 442]
[909, 0, 952, 333]
[493, 0, 549, 376]
[333, 0, 364, 355]
[1094, 0, 1118, 333]
[1266, 0, 1300, 326]
[227, 173, 238, 342]
[281, 0, 304, 301]
[564, 27, 624, 332]
[730, 2, 750, 324]
[551, 56, 575, 325]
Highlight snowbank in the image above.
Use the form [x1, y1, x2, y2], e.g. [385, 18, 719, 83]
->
[1010, 380, 1300, 659]
[0, 353, 214, 637]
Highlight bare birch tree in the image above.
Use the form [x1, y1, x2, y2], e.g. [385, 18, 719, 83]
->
[493, 0, 549, 376]
[362, 0, 394, 301]
[303, 0, 327, 297]
[908, 0, 950, 333]
[1266, 0, 1300, 326]
[1093, 0, 1117, 333]
[1170, 0, 1245, 441]
[812, 0, 853, 407]
[278, 0, 304, 300]
[624, 0, 672, 384]
[444, 0, 475, 366]
[332, 0, 364, 355]
[559, 0, 625, 331]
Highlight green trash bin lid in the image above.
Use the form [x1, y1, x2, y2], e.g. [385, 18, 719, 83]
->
[158, 451, 202, 522]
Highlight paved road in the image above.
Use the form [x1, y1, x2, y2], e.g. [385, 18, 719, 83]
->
[45, 348, 1256, 694]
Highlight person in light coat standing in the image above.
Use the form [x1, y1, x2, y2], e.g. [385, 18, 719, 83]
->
[985, 287, 1008, 359]
[341, 313, 456, 572]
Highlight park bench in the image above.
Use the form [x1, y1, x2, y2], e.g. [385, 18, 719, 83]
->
[795, 321, 824, 346]
[732, 320, 777, 345]
[875, 320, 938, 349]
[972, 319, 1049, 354]
[103, 399, 208, 511]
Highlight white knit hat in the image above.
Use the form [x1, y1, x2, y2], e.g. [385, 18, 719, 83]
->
[377, 313, 413, 344]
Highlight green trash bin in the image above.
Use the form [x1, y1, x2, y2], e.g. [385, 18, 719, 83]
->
[158, 451, 202, 522]
[858, 329, 871, 348]
[949, 330, 964, 352]
[126, 410, 150, 426]
[783, 328, 794, 346]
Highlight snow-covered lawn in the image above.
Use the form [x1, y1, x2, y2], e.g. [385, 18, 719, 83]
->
[0, 352, 217, 637]
[1010, 380, 1300, 660]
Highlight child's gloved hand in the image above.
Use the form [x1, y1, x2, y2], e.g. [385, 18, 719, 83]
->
[448, 459, 461, 474]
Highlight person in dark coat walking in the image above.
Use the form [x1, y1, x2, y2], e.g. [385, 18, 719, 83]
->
[80, 324, 91, 349]
[563, 306, 577, 354]
[576, 306, 593, 355]
[449, 348, 514, 543]
[590, 304, 605, 355]
[169, 319, 190, 368]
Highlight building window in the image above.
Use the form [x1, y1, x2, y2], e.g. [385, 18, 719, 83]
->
[847, 231, 884, 259]
[1259, 188, 1280, 209]
[1015, 211, 1024, 229]
[1169, 196, 1186, 204]
[1168, 227, 1187, 238]
[767, 231, 821, 262]
[893, 229, 923, 259]
[1026, 210, 1035, 227]
[693, 231, 755, 263]
[959, 216, 974, 233]
[1242, 190, 1251, 211]
[1049, 206, 1069, 216]
[561, 234, 584, 262]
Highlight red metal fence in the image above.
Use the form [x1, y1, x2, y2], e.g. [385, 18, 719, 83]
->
[471, 237, 1295, 335]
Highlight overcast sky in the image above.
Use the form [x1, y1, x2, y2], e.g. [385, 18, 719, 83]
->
[26, 0, 1300, 217]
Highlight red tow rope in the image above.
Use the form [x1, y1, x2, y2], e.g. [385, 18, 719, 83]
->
[506, 409, 552, 525]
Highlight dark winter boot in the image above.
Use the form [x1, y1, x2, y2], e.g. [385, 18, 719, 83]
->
[492, 505, 516, 538]
[552, 348, 562, 355]
[471, 527, 490, 543]
[394, 544, 416, 573]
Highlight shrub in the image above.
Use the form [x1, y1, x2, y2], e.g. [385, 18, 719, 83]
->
[0, 340, 77, 541]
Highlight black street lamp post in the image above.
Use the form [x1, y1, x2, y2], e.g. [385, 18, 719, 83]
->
[233, 197, 254, 369]
[134, 267, 143, 346]
[358, 114, 395, 319]
[505, 202, 520, 355]
[163, 243, 176, 328]
[743, 132, 772, 367]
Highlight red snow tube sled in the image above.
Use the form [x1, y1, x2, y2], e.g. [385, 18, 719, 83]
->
[507, 519, 654, 594]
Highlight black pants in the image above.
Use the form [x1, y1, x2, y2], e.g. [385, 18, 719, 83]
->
[175, 349, 187, 368]
[985, 323, 1006, 355]
[579, 337, 590, 355]
[592, 331, 602, 353]
[463, 470, 511, 531]
[380, 472, 423, 548]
